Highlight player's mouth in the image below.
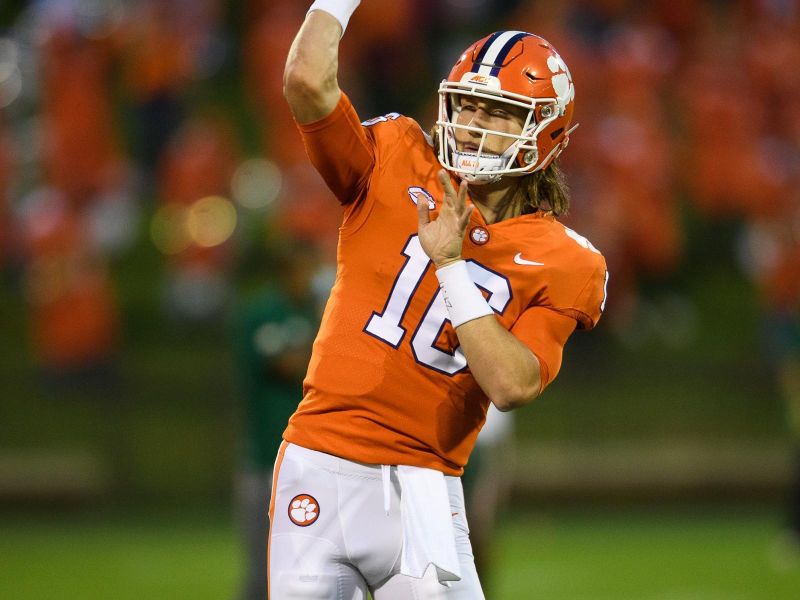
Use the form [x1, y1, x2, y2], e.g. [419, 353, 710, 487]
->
[458, 141, 502, 157]
[459, 142, 484, 153]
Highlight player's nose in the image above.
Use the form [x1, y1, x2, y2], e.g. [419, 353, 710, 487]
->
[468, 108, 491, 128]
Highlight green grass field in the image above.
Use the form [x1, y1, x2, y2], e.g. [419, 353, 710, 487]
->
[2, 505, 798, 599]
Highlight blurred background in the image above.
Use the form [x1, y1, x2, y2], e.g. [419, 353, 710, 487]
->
[1, 0, 800, 598]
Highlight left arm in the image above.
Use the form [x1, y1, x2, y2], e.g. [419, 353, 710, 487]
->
[452, 315, 541, 411]
[417, 172, 542, 411]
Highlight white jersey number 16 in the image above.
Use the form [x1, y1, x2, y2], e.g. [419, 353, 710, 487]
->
[364, 235, 511, 375]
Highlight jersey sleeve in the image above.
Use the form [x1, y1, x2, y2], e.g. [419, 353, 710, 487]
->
[297, 93, 375, 205]
[548, 253, 608, 331]
[510, 307, 577, 391]
[571, 260, 608, 330]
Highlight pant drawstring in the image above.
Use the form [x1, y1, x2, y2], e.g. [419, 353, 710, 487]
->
[381, 464, 391, 515]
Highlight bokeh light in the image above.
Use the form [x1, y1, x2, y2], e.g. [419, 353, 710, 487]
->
[185, 195, 237, 248]
[150, 204, 191, 256]
[151, 196, 242, 256]
[231, 158, 282, 211]
[0, 37, 22, 109]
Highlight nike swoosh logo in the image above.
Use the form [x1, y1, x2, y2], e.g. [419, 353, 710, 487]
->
[514, 253, 545, 266]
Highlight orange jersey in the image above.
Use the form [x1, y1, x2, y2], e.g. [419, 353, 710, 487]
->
[284, 94, 608, 475]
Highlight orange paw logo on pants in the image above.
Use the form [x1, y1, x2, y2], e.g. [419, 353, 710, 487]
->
[288, 494, 319, 526]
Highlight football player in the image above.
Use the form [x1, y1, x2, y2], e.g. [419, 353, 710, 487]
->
[269, 2, 609, 598]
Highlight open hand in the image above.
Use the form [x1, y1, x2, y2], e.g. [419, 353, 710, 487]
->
[417, 170, 473, 268]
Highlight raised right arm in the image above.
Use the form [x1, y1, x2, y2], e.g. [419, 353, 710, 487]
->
[281, 2, 377, 205]
[283, 8, 348, 124]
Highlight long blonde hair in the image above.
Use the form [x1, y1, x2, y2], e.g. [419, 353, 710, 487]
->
[520, 161, 570, 217]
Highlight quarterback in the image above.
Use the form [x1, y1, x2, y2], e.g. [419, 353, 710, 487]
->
[269, 1, 609, 598]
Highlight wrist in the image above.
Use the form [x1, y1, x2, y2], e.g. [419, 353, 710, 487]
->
[308, 0, 361, 36]
[434, 256, 462, 270]
[435, 260, 494, 328]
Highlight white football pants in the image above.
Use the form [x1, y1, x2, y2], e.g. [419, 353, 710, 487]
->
[268, 442, 485, 599]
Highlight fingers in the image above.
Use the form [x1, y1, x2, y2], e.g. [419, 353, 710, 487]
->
[458, 203, 474, 231]
[455, 180, 469, 215]
[439, 170, 471, 217]
[458, 180, 468, 207]
[416, 192, 430, 226]
[437, 170, 474, 238]
[438, 169, 456, 199]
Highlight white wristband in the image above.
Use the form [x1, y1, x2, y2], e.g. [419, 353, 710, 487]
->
[435, 260, 494, 329]
[307, 0, 361, 36]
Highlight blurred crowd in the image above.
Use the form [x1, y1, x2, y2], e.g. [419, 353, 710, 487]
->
[0, 0, 799, 395]
[1, 0, 799, 588]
